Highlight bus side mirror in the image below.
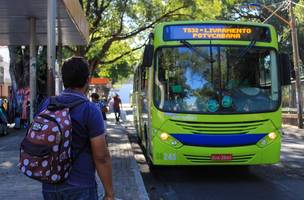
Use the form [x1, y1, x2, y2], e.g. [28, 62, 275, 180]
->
[142, 44, 154, 68]
[279, 53, 293, 86]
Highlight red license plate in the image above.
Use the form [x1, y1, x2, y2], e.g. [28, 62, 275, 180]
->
[211, 154, 233, 161]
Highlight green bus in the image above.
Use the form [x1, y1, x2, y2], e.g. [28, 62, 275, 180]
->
[132, 21, 292, 166]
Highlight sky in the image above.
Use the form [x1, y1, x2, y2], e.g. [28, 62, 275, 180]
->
[0, 46, 9, 63]
[110, 83, 133, 103]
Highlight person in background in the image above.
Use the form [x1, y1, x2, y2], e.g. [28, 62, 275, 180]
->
[0, 99, 8, 135]
[91, 93, 101, 109]
[113, 94, 122, 124]
[91, 93, 108, 130]
[2, 99, 8, 113]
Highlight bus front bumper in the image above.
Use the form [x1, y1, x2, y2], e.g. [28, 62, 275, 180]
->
[151, 134, 281, 165]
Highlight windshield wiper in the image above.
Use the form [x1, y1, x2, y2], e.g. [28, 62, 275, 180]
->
[180, 40, 215, 63]
[234, 37, 257, 63]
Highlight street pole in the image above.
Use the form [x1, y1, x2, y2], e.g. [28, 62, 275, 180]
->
[261, 4, 290, 26]
[290, 1, 303, 128]
[29, 17, 36, 122]
[56, 18, 63, 95]
[47, 0, 56, 96]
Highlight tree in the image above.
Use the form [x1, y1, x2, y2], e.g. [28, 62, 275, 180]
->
[65, 0, 226, 79]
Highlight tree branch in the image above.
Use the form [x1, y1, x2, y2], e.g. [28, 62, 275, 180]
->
[90, 0, 112, 36]
[101, 43, 146, 65]
[85, 0, 91, 18]
[113, 5, 187, 40]
[230, 7, 265, 22]
[113, 0, 129, 37]
[88, 4, 188, 72]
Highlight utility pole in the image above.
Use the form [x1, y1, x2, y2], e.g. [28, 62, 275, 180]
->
[290, 1, 303, 128]
[47, 0, 56, 96]
[29, 17, 36, 122]
[56, 13, 63, 95]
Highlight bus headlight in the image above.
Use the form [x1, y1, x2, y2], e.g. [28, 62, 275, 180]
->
[257, 131, 278, 148]
[268, 132, 277, 140]
[160, 133, 169, 141]
[158, 132, 183, 148]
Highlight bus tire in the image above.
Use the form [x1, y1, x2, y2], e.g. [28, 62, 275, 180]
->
[143, 124, 154, 169]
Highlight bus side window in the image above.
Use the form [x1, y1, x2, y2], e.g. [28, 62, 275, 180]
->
[259, 53, 271, 88]
[140, 67, 148, 94]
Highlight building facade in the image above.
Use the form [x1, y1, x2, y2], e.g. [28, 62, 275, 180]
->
[0, 55, 11, 98]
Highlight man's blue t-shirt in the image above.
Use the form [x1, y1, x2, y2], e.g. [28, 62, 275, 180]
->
[39, 89, 105, 191]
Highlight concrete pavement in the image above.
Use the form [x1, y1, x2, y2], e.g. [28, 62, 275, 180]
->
[282, 124, 304, 139]
[104, 120, 149, 200]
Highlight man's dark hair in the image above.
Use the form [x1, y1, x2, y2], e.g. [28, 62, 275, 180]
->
[91, 93, 99, 100]
[62, 56, 89, 88]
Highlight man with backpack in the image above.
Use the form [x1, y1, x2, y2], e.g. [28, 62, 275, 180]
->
[19, 57, 114, 200]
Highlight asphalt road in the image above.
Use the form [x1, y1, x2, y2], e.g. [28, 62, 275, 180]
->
[128, 126, 304, 200]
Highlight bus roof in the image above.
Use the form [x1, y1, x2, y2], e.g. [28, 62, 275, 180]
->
[155, 20, 275, 30]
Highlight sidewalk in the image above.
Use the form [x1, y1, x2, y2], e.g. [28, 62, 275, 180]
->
[282, 124, 304, 139]
[100, 119, 149, 200]
[0, 117, 149, 200]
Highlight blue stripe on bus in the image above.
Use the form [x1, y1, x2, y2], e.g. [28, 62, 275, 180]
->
[171, 133, 267, 147]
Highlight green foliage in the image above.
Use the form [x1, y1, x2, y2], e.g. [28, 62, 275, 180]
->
[295, 0, 304, 63]
[75, 0, 228, 82]
[98, 60, 134, 84]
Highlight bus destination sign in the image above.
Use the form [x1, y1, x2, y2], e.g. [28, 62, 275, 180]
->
[163, 24, 271, 42]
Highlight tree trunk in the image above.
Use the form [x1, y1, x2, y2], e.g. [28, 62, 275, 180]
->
[8, 46, 19, 105]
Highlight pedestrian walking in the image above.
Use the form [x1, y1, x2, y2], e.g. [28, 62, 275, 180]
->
[19, 56, 114, 200]
[113, 94, 122, 124]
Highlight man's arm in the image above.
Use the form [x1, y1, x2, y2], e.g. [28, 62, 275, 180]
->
[91, 135, 114, 200]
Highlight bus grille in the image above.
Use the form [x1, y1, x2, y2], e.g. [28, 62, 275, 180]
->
[184, 154, 255, 163]
[170, 119, 268, 134]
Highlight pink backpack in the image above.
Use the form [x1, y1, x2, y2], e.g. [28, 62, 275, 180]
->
[19, 97, 85, 184]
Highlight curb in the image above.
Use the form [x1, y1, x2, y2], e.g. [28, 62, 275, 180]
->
[123, 121, 149, 200]
[129, 143, 150, 200]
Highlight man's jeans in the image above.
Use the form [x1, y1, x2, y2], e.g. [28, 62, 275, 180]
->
[43, 185, 98, 200]
[114, 110, 120, 123]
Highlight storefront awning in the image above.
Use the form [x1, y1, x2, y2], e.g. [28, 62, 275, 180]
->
[90, 78, 111, 85]
[0, 0, 89, 45]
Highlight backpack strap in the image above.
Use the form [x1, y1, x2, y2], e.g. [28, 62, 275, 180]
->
[46, 97, 89, 163]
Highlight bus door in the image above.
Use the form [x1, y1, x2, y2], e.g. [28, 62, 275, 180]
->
[139, 66, 149, 151]
[133, 67, 140, 136]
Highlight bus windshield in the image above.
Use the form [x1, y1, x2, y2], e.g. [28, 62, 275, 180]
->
[154, 46, 279, 114]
